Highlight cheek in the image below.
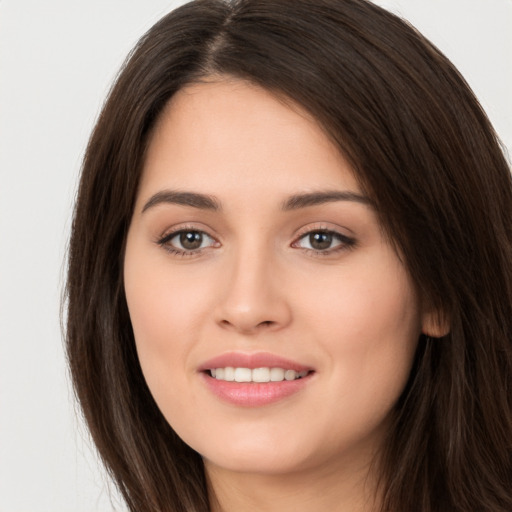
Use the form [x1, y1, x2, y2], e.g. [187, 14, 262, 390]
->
[123, 240, 200, 401]
[297, 253, 421, 406]
[124, 251, 222, 447]
[300, 248, 421, 345]
[125, 240, 210, 350]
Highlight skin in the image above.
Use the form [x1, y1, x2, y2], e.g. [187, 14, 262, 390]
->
[124, 78, 441, 511]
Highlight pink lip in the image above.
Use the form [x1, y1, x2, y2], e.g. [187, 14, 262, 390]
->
[198, 352, 314, 407]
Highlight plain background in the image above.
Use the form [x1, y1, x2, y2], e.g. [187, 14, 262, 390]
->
[0, 1, 510, 511]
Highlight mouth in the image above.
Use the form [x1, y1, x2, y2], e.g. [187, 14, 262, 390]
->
[199, 353, 315, 407]
[207, 367, 311, 382]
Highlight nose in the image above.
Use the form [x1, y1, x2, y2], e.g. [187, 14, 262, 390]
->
[214, 248, 292, 335]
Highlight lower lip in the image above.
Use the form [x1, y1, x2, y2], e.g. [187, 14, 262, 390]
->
[200, 372, 312, 407]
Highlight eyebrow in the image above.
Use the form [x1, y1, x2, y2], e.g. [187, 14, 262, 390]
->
[142, 190, 221, 213]
[141, 188, 371, 214]
[282, 190, 372, 210]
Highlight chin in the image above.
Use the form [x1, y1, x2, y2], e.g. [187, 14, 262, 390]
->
[203, 446, 314, 476]
[183, 424, 317, 475]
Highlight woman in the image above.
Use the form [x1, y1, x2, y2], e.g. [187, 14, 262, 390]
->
[65, 0, 512, 510]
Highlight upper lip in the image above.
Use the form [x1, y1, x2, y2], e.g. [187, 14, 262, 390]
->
[198, 352, 313, 373]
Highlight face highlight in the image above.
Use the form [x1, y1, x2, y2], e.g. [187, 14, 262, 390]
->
[123, 79, 429, 480]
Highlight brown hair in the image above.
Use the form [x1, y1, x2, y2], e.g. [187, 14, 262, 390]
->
[66, 1, 512, 510]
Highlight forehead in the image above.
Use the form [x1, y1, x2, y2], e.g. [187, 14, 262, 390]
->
[139, 78, 360, 201]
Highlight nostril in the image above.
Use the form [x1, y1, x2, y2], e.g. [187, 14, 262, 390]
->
[219, 319, 274, 328]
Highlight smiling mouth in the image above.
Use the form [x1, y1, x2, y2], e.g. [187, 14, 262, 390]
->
[201, 358, 314, 406]
[208, 367, 312, 382]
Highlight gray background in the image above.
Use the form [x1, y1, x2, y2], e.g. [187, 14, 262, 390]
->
[0, 1, 510, 511]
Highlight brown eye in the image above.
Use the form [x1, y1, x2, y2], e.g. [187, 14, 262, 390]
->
[309, 232, 333, 250]
[179, 231, 203, 250]
[294, 229, 355, 254]
[159, 229, 216, 254]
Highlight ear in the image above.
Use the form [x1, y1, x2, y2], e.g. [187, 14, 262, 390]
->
[421, 308, 450, 338]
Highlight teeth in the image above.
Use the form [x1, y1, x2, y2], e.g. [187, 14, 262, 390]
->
[285, 369, 296, 381]
[270, 367, 284, 381]
[234, 367, 251, 382]
[224, 367, 235, 381]
[252, 367, 270, 382]
[210, 367, 309, 383]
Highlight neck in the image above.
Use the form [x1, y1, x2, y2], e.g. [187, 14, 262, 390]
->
[205, 456, 382, 512]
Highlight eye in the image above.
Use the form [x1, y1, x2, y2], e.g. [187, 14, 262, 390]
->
[158, 229, 217, 254]
[293, 229, 355, 254]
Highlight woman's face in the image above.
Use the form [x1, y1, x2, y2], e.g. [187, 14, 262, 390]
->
[124, 79, 431, 478]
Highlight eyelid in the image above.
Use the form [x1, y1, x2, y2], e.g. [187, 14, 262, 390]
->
[291, 224, 357, 254]
[154, 222, 356, 257]
[156, 224, 220, 255]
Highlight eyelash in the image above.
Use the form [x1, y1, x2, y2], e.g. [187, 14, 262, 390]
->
[157, 225, 218, 257]
[157, 226, 356, 257]
[291, 228, 356, 256]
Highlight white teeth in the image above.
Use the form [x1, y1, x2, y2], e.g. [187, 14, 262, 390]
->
[234, 367, 252, 382]
[252, 367, 270, 382]
[210, 367, 309, 382]
[224, 367, 235, 381]
[270, 367, 284, 381]
[284, 369, 296, 381]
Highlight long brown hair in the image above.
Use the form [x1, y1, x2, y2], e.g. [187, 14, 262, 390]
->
[66, 1, 512, 510]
